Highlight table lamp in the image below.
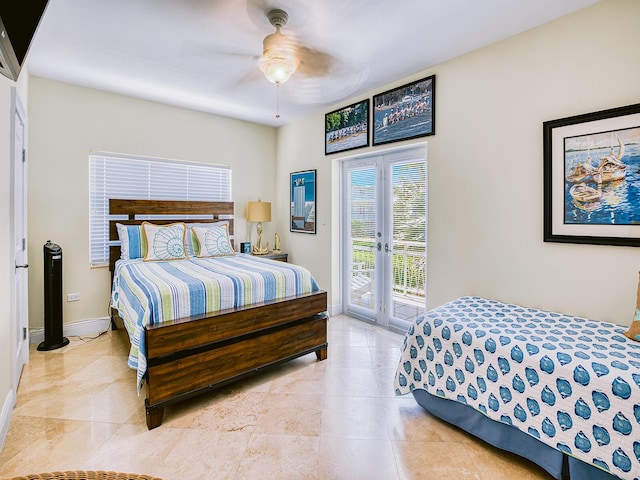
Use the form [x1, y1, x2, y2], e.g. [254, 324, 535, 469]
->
[247, 200, 271, 254]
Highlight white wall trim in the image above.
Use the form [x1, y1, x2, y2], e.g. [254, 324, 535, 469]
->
[30, 317, 111, 344]
[328, 303, 342, 317]
[0, 388, 16, 454]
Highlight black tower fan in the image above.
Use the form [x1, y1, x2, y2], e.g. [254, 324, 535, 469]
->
[37, 240, 69, 351]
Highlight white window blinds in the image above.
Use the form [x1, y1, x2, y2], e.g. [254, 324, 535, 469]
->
[89, 152, 232, 266]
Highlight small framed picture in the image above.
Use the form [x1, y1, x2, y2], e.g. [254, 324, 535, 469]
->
[240, 242, 251, 254]
[290, 169, 316, 234]
[325, 99, 369, 155]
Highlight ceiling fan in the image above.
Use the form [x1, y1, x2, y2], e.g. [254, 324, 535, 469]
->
[258, 9, 297, 84]
[257, 8, 332, 86]
[185, 1, 369, 113]
[252, 7, 343, 117]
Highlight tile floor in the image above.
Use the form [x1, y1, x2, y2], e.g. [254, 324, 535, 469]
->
[0, 315, 553, 479]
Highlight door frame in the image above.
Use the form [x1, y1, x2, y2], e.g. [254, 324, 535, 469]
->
[340, 143, 427, 333]
[10, 86, 29, 396]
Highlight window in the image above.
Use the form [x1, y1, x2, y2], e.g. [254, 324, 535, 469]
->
[89, 152, 232, 266]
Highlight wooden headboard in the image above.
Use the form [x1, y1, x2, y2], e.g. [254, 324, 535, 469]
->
[108, 199, 235, 272]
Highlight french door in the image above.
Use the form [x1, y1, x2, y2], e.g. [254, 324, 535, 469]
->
[342, 145, 427, 332]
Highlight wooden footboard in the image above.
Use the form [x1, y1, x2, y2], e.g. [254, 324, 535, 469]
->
[143, 291, 327, 429]
[113, 291, 328, 429]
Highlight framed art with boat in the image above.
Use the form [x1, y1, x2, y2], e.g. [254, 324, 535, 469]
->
[372, 75, 435, 146]
[543, 102, 640, 246]
[325, 99, 369, 155]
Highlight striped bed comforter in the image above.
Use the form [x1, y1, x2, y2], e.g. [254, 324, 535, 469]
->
[110, 254, 320, 389]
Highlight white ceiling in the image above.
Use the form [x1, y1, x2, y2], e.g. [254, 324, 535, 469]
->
[27, 0, 600, 127]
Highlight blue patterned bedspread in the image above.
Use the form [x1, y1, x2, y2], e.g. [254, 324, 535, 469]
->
[110, 254, 320, 389]
[394, 297, 640, 480]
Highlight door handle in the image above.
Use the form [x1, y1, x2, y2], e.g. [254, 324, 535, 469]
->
[377, 242, 381, 252]
[384, 243, 390, 253]
[15, 263, 29, 269]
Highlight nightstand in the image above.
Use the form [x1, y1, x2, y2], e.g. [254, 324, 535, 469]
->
[256, 252, 288, 262]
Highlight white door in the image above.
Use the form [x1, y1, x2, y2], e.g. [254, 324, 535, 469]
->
[342, 145, 427, 332]
[11, 88, 28, 393]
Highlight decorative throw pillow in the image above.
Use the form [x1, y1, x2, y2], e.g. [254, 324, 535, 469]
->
[192, 224, 235, 257]
[142, 222, 187, 261]
[116, 223, 147, 260]
[624, 273, 640, 342]
[184, 221, 229, 257]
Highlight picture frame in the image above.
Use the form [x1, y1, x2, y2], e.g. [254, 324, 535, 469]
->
[372, 74, 435, 146]
[290, 169, 316, 234]
[325, 99, 369, 155]
[240, 242, 251, 254]
[543, 103, 640, 247]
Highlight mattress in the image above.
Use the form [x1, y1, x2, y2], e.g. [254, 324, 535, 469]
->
[110, 253, 320, 388]
[394, 296, 640, 480]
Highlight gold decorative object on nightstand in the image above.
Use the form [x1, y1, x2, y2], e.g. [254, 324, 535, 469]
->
[272, 233, 281, 253]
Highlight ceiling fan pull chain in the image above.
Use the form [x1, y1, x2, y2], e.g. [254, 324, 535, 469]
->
[275, 83, 280, 119]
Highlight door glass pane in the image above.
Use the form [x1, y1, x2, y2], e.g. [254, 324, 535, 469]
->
[348, 167, 377, 312]
[390, 161, 426, 325]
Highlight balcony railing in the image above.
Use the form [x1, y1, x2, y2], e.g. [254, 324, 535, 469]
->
[350, 237, 426, 312]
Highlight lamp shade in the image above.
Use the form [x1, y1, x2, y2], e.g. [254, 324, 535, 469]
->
[247, 201, 271, 222]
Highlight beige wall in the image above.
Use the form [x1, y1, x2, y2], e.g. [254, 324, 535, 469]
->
[27, 78, 277, 329]
[278, 0, 640, 324]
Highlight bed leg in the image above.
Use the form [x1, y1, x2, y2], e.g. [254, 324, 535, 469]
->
[316, 346, 328, 361]
[145, 401, 164, 430]
[109, 308, 119, 331]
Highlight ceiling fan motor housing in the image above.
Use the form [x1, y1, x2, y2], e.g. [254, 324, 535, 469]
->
[267, 9, 289, 29]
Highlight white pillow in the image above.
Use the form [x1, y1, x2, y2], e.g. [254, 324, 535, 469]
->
[192, 224, 235, 257]
[142, 222, 186, 261]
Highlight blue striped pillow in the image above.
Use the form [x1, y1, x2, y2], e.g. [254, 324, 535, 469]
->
[116, 223, 147, 260]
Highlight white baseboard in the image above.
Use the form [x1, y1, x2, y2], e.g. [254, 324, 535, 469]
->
[30, 317, 111, 344]
[328, 303, 342, 317]
[0, 388, 16, 454]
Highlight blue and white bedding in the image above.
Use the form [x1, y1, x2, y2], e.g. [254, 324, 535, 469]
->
[394, 296, 640, 480]
[110, 254, 320, 389]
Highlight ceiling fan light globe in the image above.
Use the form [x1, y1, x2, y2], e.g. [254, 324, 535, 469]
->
[259, 55, 297, 84]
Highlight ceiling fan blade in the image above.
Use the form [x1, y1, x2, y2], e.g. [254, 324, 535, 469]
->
[180, 40, 259, 61]
[295, 45, 334, 78]
[236, 68, 264, 85]
[284, 64, 370, 105]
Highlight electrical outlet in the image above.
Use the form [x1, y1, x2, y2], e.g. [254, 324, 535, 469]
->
[67, 293, 80, 302]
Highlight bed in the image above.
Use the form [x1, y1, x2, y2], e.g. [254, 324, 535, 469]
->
[394, 296, 640, 480]
[108, 199, 328, 429]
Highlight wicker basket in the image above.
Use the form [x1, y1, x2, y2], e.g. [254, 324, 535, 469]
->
[5, 472, 163, 480]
